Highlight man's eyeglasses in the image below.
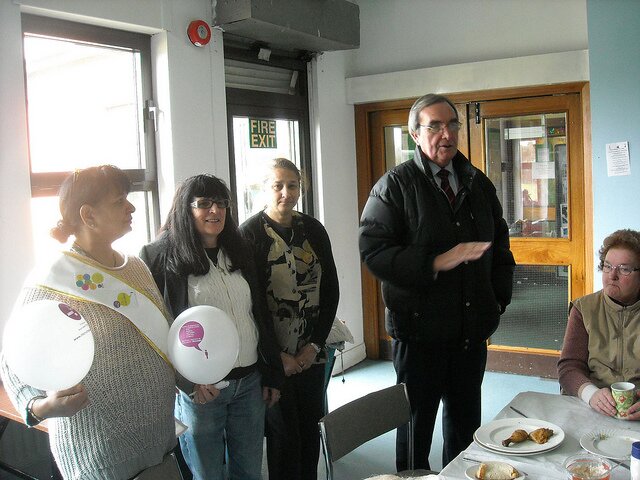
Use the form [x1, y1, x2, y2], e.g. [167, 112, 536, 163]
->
[600, 262, 640, 276]
[419, 121, 462, 134]
[190, 198, 230, 209]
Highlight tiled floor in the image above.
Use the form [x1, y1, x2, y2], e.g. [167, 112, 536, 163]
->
[0, 359, 559, 479]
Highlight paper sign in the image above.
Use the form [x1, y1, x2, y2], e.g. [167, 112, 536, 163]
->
[532, 161, 555, 180]
[606, 141, 631, 176]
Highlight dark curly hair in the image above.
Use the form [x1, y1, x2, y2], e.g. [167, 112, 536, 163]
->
[598, 229, 640, 269]
[50, 165, 130, 243]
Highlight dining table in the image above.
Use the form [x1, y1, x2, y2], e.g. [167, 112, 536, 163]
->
[439, 391, 640, 479]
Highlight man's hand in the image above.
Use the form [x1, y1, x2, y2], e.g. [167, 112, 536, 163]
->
[433, 242, 491, 273]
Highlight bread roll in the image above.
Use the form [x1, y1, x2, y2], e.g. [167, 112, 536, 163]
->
[476, 461, 519, 479]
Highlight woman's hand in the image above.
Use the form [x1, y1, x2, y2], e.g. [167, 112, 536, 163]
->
[294, 344, 318, 372]
[191, 384, 221, 404]
[624, 399, 640, 421]
[281, 352, 303, 377]
[263, 387, 281, 408]
[34, 384, 90, 419]
[589, 387, 617, 417]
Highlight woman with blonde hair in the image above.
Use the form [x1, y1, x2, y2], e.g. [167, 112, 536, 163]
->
[240, 158, 340, 480]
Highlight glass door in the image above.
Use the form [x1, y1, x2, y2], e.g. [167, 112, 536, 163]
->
[469, 94, 586, 377]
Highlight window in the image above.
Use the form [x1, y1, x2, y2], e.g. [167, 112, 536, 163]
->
[22, 15, 159, 262]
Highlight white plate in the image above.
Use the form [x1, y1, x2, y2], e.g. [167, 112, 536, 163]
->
[474, 418, 565, 455]
[580, 428, 640, 461]
[464, 463, 526, 480]
[473, 432, 563, 457]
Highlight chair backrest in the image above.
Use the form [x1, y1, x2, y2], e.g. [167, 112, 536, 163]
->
[318, 383, 413, 480]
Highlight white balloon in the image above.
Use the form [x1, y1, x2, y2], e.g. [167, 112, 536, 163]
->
[3, 300, 95, 391]
[168, 305, 240, 385]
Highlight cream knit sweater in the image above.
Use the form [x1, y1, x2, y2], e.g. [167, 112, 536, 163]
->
[0, 255, 176, 480]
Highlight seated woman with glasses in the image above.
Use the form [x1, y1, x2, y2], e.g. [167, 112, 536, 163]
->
[558, 229, 640, 419]
[140, 174, 284, 480]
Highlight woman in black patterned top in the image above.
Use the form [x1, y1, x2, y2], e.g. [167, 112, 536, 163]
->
[240, 158, 339, 480]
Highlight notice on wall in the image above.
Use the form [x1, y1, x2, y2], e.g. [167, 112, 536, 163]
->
[249, 118, 277, 148]
[532, 161, 555, 179]
[606, 141, 631, 176]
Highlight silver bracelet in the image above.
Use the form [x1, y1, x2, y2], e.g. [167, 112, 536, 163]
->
[26, 396, 46, 423]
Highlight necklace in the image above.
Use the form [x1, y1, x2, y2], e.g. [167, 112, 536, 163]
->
[71, 242, 118, 268]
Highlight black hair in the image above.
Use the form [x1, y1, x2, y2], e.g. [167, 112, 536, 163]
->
[50, 165, 131, 243]
[158, 174, 248, 276]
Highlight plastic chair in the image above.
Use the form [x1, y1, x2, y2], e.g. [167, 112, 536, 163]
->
[318, 383, 436, 480]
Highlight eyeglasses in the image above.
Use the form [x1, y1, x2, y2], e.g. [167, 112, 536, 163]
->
[419, 121, 462, 134]
[600, 262, 640, 276]
[189, 198, 230, 209]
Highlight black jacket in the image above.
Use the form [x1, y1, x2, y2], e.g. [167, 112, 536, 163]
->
[140, 237, 285, 393]
[359, 148, 515, 344]
[239, 211, 340, 349]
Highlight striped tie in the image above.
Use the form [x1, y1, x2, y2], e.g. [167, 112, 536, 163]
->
[437, 169, 456, 206]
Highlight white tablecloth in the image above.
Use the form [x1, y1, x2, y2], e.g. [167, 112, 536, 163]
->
[439, 391, 639, 479]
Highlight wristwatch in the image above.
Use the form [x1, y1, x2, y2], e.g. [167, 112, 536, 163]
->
[309, 342, 321, 354]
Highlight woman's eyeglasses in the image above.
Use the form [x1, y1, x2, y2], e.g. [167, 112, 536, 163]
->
[600, 262, 640, 276]
[190, 198, 230, 209]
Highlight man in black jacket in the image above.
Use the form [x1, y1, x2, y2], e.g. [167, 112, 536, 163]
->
[359, 93, 515, 471]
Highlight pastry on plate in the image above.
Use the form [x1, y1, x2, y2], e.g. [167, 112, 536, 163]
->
[476, 461, 520, 479]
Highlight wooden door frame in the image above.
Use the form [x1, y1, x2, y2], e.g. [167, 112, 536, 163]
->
[355, 82, 593, 362]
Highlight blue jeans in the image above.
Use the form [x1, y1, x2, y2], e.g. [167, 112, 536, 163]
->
[175, 370, 265, 480]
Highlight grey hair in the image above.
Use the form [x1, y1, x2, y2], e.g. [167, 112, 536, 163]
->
[408, 93, 459, 135]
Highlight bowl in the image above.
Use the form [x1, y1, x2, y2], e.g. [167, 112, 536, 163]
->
[563, 453, 612, 480]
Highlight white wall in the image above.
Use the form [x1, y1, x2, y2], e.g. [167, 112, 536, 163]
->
[0, 1, 34, 340]
[348, 0, 588, 78]
[309, 51, 365, 368]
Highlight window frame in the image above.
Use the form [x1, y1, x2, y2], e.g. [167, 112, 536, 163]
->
[21, 14, 160, 238]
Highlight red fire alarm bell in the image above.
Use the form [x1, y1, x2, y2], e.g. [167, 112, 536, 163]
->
[187, 20, 211, 47]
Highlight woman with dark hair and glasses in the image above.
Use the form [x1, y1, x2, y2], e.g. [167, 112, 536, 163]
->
[140, 174, 284, 480]
[558, 228, 640, 419]
[0, 165, 180, 479]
